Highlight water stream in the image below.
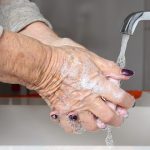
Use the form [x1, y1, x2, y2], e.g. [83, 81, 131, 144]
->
[117, 34, 130, 68]
[105, 34, 130, 147]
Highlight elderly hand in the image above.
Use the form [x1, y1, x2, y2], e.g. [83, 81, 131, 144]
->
[19, 22, 135, 133]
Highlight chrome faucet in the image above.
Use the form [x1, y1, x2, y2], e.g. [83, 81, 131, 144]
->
[121, 11, 150, 35]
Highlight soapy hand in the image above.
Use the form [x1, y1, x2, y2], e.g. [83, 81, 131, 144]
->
[33, 44, 134, 133]
[48, 37, 131, 130]
[20, 22, 135, 133]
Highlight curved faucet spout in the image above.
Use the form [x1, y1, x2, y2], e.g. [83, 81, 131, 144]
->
[121, 11, 150, 35]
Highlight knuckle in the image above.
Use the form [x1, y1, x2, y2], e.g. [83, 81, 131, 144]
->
[114, 91, 126, 106]
[108, 61, 119, 69]
[103, 112, 114, 123]
[108, 60, 115, 66]
[117, 99, 129, 109]
[116, 98, 124, 106]
[62, 37, 69, 40]
[61, 38, 70, 43]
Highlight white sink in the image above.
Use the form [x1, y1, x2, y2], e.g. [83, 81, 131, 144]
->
[0, 103, 150, 146]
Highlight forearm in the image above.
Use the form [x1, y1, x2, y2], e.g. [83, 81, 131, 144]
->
[0, 31, 50, 88]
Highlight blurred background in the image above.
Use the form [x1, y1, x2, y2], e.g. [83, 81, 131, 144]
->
[0, 0, 150, 104]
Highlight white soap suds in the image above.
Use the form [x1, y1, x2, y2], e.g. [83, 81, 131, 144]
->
[61, 53, 81, 79]
[113, 89, 125, 100]
[80, 74, 103, 93]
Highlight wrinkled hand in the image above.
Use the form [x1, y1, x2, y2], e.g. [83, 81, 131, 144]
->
[20, 22, 135, 133]
[32, 44, 134, 133]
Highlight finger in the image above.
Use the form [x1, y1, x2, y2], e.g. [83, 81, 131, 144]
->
[88, 97, 123, 127]
[59, 112, 86, 134]
[88, 51, 133, 80]
[104, 100, 128, 118]
[108, 78, 120, 87]
[59, 115, 74, 133]
[116, 106, 128, 118]
[96, 74, 135, 108]
[78, 111, 98, 131]
[50, 110, 74, 133]
[96, 119, 107, 129]
[104, 67, 134, 80]
[105, 100, 116, 110]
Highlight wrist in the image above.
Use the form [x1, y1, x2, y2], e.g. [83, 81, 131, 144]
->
[20, 21, 61, 45]
[34, 46, 65, 105]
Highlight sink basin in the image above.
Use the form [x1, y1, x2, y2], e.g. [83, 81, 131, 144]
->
[0, 92, 150, 146]
[0, 104, 149, 146]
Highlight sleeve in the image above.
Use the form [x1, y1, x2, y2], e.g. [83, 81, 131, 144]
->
[0, 0, 52, 32]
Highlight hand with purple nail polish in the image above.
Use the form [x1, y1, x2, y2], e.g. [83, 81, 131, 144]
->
[19, 24, 135, 133]
[35, 44, 135, 133]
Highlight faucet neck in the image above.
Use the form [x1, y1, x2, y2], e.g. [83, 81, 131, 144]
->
[121, 11, 150, 35]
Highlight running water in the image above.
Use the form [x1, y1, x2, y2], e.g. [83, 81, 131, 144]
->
[117, 34, 130, 68]
[105, 126, 114, 146]
[105, 34, 130, 147]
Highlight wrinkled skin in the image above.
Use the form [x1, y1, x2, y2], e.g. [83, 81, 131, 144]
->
[19, 22, 135, 133]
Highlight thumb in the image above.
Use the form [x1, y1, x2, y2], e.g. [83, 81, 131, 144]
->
[104, 68, 134, 80]
[94, 56, 134, 80]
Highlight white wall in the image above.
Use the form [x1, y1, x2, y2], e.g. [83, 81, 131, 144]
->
[34, 0, 144, 90]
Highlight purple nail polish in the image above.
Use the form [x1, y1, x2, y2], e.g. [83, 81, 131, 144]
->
[122, 69, 134, 76]
[51, 114, 58, 119]
[69, 115, 78, 121]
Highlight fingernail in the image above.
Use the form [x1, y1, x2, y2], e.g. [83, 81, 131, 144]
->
[117, 107, 128, 118]
[69, 115, 78, 121]
[50, 111, 59, 120]
[50, 114, 58, 119]
[132, 102, 136, 108]
[100, 123, 107, 129]
[122, 112, 129, 118]
[121, 69, 134, 76]
[96, 119, 107, 129]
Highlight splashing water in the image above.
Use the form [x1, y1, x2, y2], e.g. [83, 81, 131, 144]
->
[105, 34, 130, 147]
[105, 126, 114, 146]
